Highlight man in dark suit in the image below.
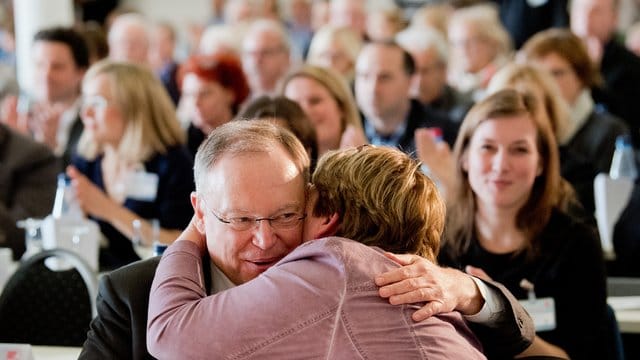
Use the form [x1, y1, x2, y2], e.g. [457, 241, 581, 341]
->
[0, 124, 59, 260]
[355, 41, 459, 155]
[1, 27, 87, 167]
[80, 122, 533, 359]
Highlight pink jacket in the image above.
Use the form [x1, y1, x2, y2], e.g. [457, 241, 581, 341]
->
[147, 237, 486, 359]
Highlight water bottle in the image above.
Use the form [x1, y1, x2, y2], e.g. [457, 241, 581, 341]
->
[52, 173, 83, 220]
[609, 135, 638, 180]
[151, 219, 167, 256]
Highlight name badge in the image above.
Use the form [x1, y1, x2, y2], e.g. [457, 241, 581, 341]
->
[125, 170, 159, 201]
[519, 297, 556, 332]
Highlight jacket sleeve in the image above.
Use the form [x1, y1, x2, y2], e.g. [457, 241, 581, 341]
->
[79, 273, 137, 360]
[146, 241, 344, 360]
[468, 279, 535, 358]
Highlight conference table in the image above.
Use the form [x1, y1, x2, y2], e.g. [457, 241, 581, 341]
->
[32, 346, 82, 360]
[609, 296, 640, 333]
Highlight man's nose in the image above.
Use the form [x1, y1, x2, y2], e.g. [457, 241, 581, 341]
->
[252, 220, 277, 250]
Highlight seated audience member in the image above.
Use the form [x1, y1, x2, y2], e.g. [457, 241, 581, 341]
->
[355, 41, 458, 154]
[68, 60, 193, 270]
[519, 28, 629, 175]
[487, 63, 598, 215]
[1, 27, 88, 167]
[284, 0, 314, 59]
[237, 95, 319, 169]
[80, 121, 533, 360]
[198, 24, 244, 56]
[571, 0, 640, 148]
[328, 0, 368, 40]
[365, 2, 406, 42]
[148, 21, 180, 105]
[147, 121, 532, 358]
[447, 4, 512, 101]
[177, 53, 249, 158]
[439, 89, 607, 359]
[107, 13, 150, 66]
[396, 26, 474, 124]
[306, 25, 362, 85]
[242, 19, 293, 98]
[0, 123, 58, 259]
[281, 65, 367, 156]
[408, 2, 453, 37]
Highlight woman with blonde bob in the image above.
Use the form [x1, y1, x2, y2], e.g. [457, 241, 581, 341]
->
[68, 60, 194, 270]
[441, 89, 607, 359]
[281, 64, 367, 156]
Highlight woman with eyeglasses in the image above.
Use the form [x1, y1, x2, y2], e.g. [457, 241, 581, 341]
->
[67, 60, 194, 270]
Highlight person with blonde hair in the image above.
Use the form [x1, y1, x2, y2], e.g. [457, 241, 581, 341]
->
[440, 89, 607, 359]
[281, 64, 367, 155]
[487, 62, 598, 214]
[147, 140, 488, 359]
[447, 4, 512, 100]
[68, 60, 194, 270]
[306, 25, 362, 83]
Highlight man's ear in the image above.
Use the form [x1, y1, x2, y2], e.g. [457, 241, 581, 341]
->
[315, 213, 340, 238]
[190, 192, 206, 234]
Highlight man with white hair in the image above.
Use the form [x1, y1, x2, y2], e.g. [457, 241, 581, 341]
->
[241, 19, 294, 98]
[329, 0, 368, 39]
[108, 13, 150, 65]
[396, 26, 473, 124]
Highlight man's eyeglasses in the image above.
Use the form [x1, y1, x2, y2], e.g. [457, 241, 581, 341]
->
[207, 207, 306, 232]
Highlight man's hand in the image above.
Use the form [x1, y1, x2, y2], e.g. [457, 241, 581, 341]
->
[375, 253, 485, 321]
[1, 95, 29, 134]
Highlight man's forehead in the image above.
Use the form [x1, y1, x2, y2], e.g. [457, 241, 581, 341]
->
[358, 45, 403, 69]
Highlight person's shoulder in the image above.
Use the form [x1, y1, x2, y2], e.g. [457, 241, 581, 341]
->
[0, 123, 55, 164]
[146, 146, 193, 171]
[590, 108, 629, 130]
[544, 209, 599, 248]
[102, 257, 161, 292]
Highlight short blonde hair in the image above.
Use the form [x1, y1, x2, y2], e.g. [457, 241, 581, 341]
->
[312, 145, 445, 261]
[280, 64, 363, 139]
[78, 60, 185, 163]
[487, 62, 572, 144]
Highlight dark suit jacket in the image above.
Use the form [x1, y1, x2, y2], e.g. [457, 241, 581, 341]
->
[79, 256, 211, 360]
[598, 40, 640, 148]
[79, 254, 532, 359]
[0, 124, 59, 259]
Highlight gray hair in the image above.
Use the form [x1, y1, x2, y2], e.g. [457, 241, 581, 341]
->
[194, 121, 310, 194]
